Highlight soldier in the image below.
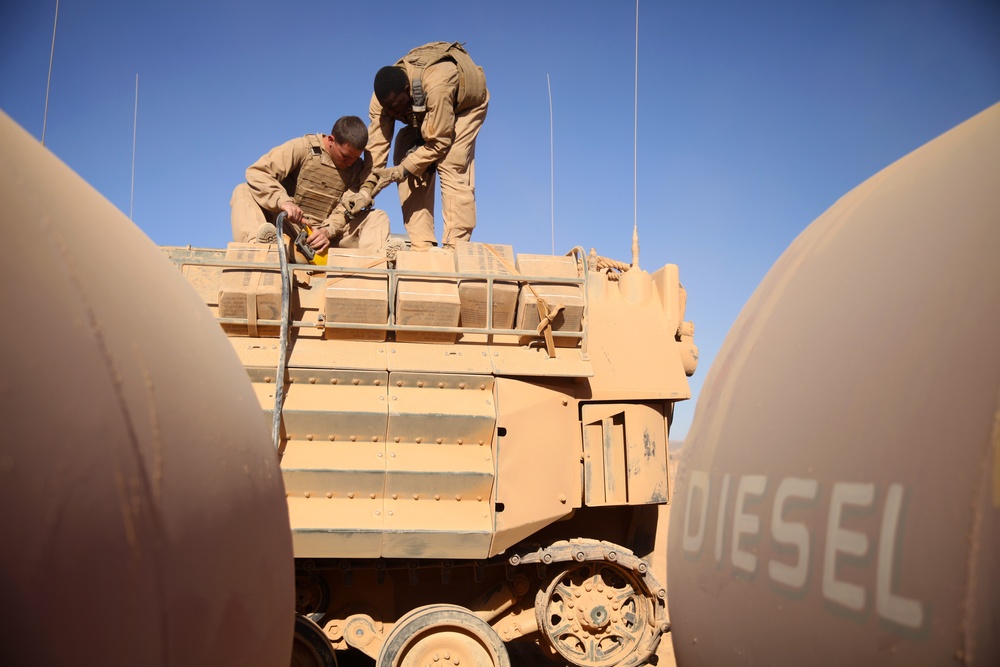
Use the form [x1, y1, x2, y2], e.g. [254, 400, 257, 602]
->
[343, 42, 489, 250]
[230, 115, 390, 254]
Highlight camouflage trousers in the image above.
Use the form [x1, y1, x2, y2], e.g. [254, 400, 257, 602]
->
[394, 90, 489, 249]
[229, 183, 390, 253]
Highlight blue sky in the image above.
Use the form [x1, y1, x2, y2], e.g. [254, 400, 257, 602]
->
[2, 1, 998, 439]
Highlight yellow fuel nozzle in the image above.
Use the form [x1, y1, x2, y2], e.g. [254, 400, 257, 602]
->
[294, 226, 327, 265]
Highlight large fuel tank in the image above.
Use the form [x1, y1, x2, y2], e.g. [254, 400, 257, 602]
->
[0, 111, 295, 665]
[667, 103, 1000, 665]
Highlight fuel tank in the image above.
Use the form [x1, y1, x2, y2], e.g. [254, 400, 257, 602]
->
[0, 111, 295, 666]
[667, 103, 1000, 665]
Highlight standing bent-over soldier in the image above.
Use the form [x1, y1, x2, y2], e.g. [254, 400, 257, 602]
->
[342, 42, 489, 250]
[231, 115, 389, 254]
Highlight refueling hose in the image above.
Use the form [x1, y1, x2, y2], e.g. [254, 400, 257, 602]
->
[272, 211, 292, 455]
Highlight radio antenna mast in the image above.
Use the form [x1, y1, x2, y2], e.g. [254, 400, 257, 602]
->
[632, 0, 641, 269]
[41, 0, 59, 146]
[130, 74, 138, 220]
[548, 73, 555, 254]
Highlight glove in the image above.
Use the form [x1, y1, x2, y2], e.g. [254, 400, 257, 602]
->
[342, 188, 373, 215]
[373, 165, 410, 185]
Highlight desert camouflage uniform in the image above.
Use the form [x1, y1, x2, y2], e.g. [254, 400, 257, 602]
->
[231, 134, 389, 252]
[365, 42, 489, 249]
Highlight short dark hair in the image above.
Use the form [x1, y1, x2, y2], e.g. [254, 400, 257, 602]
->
[330, 116, 368, 151]
[373, 66, 409, 104]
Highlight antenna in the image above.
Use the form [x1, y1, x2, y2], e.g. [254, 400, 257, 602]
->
[632, 0, 640, 269]
[41, 0, 59, 146]
[548, 73, 555, 254]
[130, 74, 138, 220]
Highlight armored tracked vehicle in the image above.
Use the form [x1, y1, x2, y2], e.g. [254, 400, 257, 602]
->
[163, 231, 698, 667]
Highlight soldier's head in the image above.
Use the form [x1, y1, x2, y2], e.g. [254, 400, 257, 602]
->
[326, 116, 367, 169]
[374, 66, 411, 117]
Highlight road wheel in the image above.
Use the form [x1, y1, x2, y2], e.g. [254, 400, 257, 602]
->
[378, 603, 510, 667]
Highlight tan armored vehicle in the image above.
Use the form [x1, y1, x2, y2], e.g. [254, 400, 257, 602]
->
[163, 228, 697, 666]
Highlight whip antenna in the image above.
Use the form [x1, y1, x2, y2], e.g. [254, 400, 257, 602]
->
[41, 0, 59, 145]
[632, 0, 641, 269]
[548, 73, 555, 254]
[130, 74, 138, 220]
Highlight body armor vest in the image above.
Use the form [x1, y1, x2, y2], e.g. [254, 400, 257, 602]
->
[398, 42, 487, 118]
[290, 135, 347, 224]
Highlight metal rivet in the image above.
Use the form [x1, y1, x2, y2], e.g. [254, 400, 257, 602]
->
[374, 380, 381, 386]
[350, 435, 357, 442]
[372, 436, 379, 442]
[476, 495, 483, 501]
[265, 377, 273, 383]
[455, 495, 462, 501]
[304, 491, 311, 498]
[480, 384, 486, 390]
[459, 382, 466, 389]
[562, 399, 568, 406]
[438, 382, 445, 388]
[353, 379, 360, 385]
[418, 381, 425, 388]
[370, 493, 376, 499]
[347, 492, 354, 499]
[394, 437, 401, 443]
[415, 437, 422, 443]
[413, 493, 419, 500]
[332, 378, 339, 384]
[309, 377, 317, 384]
[392, 493, 398, 500]
[397, 381, 403, 387]
[457, 439, 464, 445]
[434, 494, 441, 501]
[328, 435, 335, 441]
[436, 438, 443, 444]
[326, 492, 333, 499]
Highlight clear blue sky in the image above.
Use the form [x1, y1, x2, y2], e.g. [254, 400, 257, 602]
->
[2, 1, 998, 439]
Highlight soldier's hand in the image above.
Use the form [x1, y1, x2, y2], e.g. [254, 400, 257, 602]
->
[342, 188, 373, 215]
[307, 227, 332, 253]
[279, 201, 305, 225]
[373, 165, 410, 185]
